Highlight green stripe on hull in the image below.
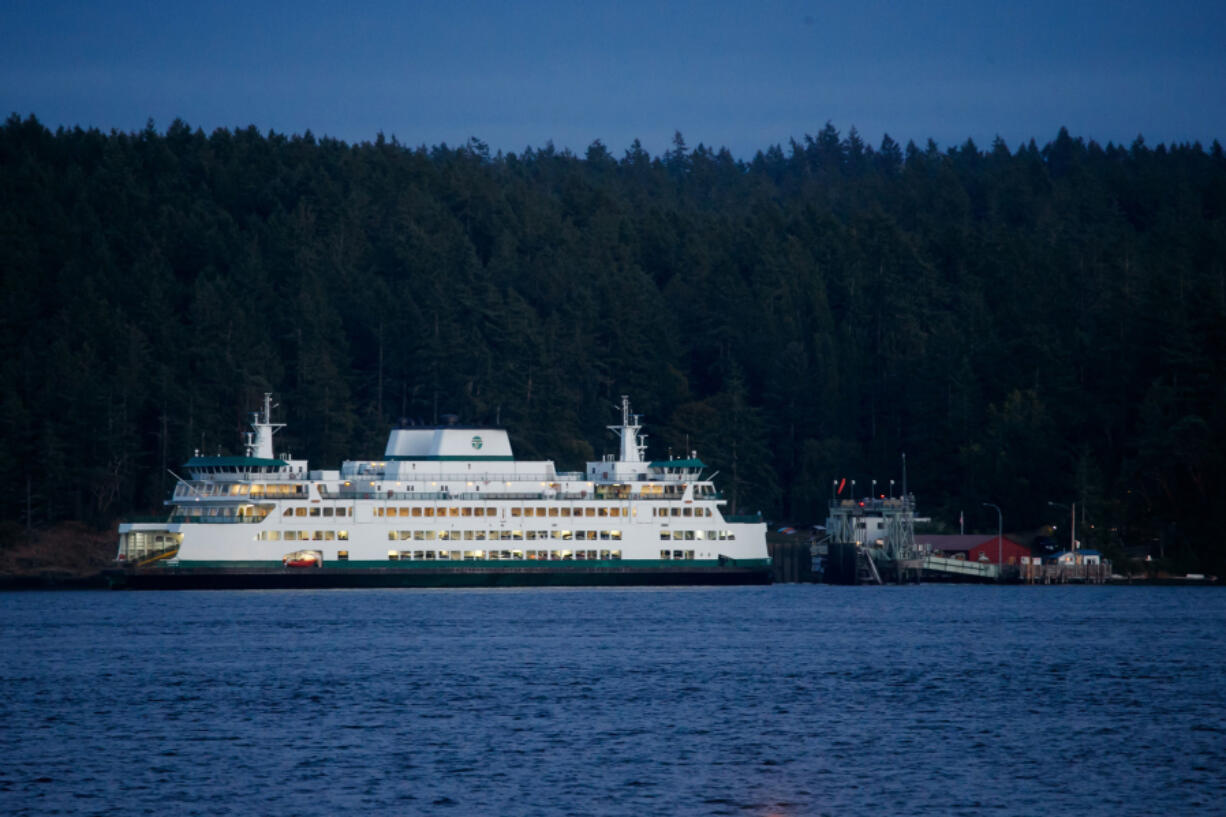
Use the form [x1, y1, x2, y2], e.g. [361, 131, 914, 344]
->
[169, 558, 770, 570]
[104, 559, 772, 589]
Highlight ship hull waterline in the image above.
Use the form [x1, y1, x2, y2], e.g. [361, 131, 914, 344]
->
[104, 561, 772, 590]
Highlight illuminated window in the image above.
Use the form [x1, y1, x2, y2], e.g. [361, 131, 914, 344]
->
[337, 550, 348, 560]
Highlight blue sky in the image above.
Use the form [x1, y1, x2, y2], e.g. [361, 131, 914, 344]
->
[3, 0, 1224, 156]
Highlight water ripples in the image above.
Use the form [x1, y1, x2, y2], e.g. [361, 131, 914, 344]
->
[2, 585, 1224, 815]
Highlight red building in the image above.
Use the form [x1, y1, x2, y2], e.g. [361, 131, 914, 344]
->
[918, 534, 1031, 565]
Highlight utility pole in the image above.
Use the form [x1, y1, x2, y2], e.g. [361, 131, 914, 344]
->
[983, 502, 1002, 580]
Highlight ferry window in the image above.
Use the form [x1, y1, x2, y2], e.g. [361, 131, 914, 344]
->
[548, 508, 559, 517]
[414, 531, 425, 541]
[500, 531, 511, 541]
[323, 507, 333, 517]
[425, 531, 436, 541]
[308, 507, 319, 517]
[324, 531, 335, 541]
[684, 531, 695, 540]
[463, 531, 474, 540]
[683, 508, 692, 517]
[600, 550, 610, 560]
[526, 531, 537, 540]
[337, 550, 348, 560]
[575, 551, 586, 560]
[600, 530, 610, 540]
[414, 551, 424, 560]
[673, 550, 684, 560]
[694, 531, 705, 540]
[561, 530, 573, 541]
[535, 508, 547, 517]
[685, 550, 695, 559]
[399, 551, 413, 560]
[512, 550, 523, 559]
[486, 508, 498, 517]
[284, 531, 297, 541]
[296, 507, 307, 517]
[475, 531, 486, 540]
[611, 550, 621, 559]
[585, 508, 596, 517]
[660, 550, 671, 560]
[670, 508, 679, 517]
[448, 508, 460, 517]
[424, 507, 434, 517]
[512, 530, 523, 540]
[387, 550, 398, 560]
[611, 530, 622, 540]
[412, 507, 422, 517]
[598, 507, 608, 517]
[283, 508, 293, 517]
[462, 507, 473, 516]
[560, 508, 570, 517]
[312, 531, 324, 541]
[450, 551, 461, 561]
[337, 530, 349, 541]
[397, 508, 408, 517]
[438, 531, 450, 541]
[511, 508, 522, 517]
[660, 531, 670, 540]
[388, 531, 398, 541]
[425, 550, 436, 559]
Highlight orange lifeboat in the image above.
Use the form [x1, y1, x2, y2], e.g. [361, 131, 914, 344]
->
[282, 549, 323, 568]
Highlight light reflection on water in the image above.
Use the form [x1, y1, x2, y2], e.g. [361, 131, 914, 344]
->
[2, 585, 1224, 816]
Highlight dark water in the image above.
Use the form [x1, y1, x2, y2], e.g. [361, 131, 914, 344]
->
[2, 585, 1224, 816]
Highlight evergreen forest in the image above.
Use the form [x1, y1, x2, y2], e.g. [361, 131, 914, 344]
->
[2, 115, 1224, 571]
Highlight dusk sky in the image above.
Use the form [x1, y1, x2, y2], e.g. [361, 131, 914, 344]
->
[3, 0, 1224, 157]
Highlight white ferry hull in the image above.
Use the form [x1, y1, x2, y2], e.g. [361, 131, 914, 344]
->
[111, 395, 772, 589]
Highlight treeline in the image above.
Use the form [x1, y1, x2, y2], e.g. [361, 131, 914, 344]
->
[1, 115, 1223, 569]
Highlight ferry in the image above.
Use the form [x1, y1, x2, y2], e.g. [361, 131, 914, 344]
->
[108, 395, 771, 588]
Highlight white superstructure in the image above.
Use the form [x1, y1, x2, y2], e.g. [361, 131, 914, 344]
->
[117, 395, 769, 568]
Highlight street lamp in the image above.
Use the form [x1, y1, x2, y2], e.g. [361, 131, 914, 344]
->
[871, 479, 877, 500]
[1048, 501, 1077, 563]
[889, 479, 895, 499]
[982, 502, 1002, 579]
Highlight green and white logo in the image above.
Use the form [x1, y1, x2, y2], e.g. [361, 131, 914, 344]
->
[471, 435, 483, 450]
